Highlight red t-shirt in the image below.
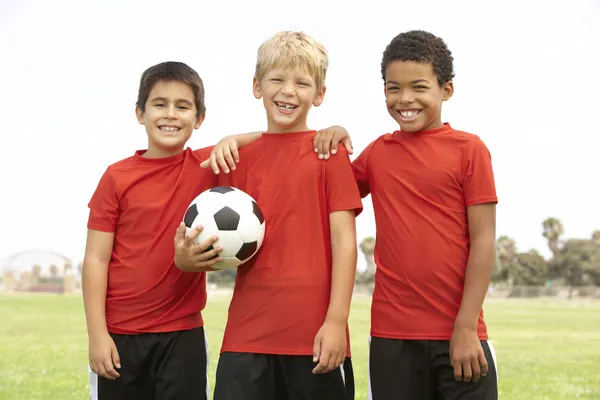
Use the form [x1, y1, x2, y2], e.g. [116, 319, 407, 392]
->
[219, 131, 363, 355]
[87, 147, 216, 334]
[353, 123, 497, 340]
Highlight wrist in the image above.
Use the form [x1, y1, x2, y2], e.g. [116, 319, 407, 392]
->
[454, 315, 478, 331]
[325, 312, 348, 326]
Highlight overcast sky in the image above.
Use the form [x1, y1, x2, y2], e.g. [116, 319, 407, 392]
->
[1, 0, 598, 272]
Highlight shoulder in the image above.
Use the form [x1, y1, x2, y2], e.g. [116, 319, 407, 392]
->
[192, 146, 214, 160]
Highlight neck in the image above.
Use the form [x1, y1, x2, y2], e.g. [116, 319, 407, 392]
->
[266, 119, 309, 134]
[143, 145, 184, 159]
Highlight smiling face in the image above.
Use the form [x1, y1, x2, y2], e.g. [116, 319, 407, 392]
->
[135, 80, 204, 158]
[253, 66, 325, 134]
[384, 60, 453, 132]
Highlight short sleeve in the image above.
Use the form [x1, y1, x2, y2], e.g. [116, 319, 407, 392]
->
[463, 137, 498, 207]
[87, 169, 119, 232]
[325, 145, 363, 216]
[352, 140, 377, 198]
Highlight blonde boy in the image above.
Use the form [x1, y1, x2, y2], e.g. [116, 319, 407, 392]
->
[178, 31, 362, 400]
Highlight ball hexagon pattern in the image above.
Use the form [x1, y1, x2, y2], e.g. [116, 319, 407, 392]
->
[183, 186, 266, 270]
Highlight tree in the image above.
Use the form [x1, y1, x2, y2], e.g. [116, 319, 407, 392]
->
[542, 217, 564, 255]
[512, 250, 549, 286]
[549, 239, 599, 298]
[357, 236, 376, 284]
[495, 236, 517, 281]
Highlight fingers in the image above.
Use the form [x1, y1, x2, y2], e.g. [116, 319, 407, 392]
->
[199, 159, 210, 169]
[312, 335, 322, 363]
[461, 360, 473, 383]
[312, 349, 331, 374]
[453, 357, 462, 382]
[342, 137, 353, 155]
[103, 355, 120, 379]
[174, 222, 187, 246]
[184, 225, 204, 246]
[222, 142, 239, 171]
[471, 358, 481, 383]
[319, 131, 336, 159]
[111, 346, 121, 370]
[479, 349, 489, 377]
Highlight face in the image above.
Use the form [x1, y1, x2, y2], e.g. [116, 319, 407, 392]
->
[384, 61, 453, 132]
[253, 66, 325, 134]
[136, 80, 204, 158]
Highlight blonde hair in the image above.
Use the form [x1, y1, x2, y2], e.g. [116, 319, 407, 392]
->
[255, 31, 328, 90]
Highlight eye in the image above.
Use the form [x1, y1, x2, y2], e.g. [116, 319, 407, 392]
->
[414, 85, 428, 90]
[155, 103, 166, 108]
[270, 78, 282, 83]
[297, 81, 310, 87]
[177, 106, 189, 110]
[386, 86, 399, 92]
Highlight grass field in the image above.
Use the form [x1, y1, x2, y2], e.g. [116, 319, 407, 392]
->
[1, 293, 599, 400]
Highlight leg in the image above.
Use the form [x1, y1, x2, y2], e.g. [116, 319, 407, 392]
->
[278, 355, 354, 400]
[154, 327, 209, 400]
[91, 333, 155, 400]
[214, 352, 276, 400]
[431, 340, 498, 400]
[369, 337, 435, 400]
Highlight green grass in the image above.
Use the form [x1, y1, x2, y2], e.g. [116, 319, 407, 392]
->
[0, 293, 599, 400]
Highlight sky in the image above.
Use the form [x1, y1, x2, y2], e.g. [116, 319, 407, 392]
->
[0, 0, 598, 272]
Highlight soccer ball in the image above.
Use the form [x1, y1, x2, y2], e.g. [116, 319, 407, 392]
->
[183, 186, 266, 270]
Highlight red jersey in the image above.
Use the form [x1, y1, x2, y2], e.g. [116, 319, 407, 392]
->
[353, 124, 497, 340]
[87, 147, 216, 334]
[219, 131, 363, 355]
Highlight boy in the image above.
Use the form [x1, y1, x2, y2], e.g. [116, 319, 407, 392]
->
[175, 31, 362, 400]
[323, 30, 499, 399]
[83, 60, 350, 400]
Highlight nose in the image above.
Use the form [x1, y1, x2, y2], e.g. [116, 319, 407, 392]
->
[166, 104, 177, 119]
[280, 81, 294, 96]
[398, 90, 415, 104]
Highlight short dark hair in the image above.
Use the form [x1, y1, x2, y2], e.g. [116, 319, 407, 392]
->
[381, 30, 455, 86]
[136, 61, 206, 117]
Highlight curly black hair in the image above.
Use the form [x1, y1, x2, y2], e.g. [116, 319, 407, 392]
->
[381, 30, 455, 86]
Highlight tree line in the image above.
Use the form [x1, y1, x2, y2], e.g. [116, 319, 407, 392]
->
[209, 217, 600, 299]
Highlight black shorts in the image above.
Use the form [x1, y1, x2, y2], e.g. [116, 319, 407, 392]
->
[368, 337, 498, 400]
[214, 352, 355, 400]
[89, 327, 209, 400]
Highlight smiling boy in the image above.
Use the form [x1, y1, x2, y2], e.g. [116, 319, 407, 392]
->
[351, 31, 499, 400]
[175, 31, 362, 400]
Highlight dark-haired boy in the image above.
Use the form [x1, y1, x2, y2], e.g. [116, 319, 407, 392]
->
[319, 30, 499, 400]
[83, 60, 351, 400]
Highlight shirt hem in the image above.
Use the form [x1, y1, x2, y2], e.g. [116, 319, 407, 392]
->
[108, 321, 204, 335]
[370, 332, 489, 341]
[220, 346, 352, 358]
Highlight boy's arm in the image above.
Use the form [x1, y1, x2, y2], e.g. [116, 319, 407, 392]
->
[450, 203, 495, 383]
[82, 229, 113, 338]
[312, 210, 357, 375]
[450, 137, 498, 384]
[325, 211, 358, 324]
[82, 229, 121, 380]
[201, 126, 354, 175]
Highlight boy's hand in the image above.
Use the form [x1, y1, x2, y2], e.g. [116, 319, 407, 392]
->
[313, 126, 353, 160]
[173, 222, 223, 272]
[200, 136, 240, 174]
[449, 325, 488, 383]
[312, 319, 347, 374]
[89, 331, 121, 380]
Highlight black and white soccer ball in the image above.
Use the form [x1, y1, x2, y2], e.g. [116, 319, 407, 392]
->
[183, 186, 266, 270]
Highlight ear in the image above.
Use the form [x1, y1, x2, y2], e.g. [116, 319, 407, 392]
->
[194, 114, 206, 130]
[253, 76, 262, 99]
[313, 85, 326, 107]
[135, 106, 145, 125]
[442, 81, 454, 101]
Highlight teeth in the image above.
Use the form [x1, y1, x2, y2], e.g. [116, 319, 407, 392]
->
[160, 126, 179, 132]
[276, 102, 297, 111]
[400, 110, 418, 118]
